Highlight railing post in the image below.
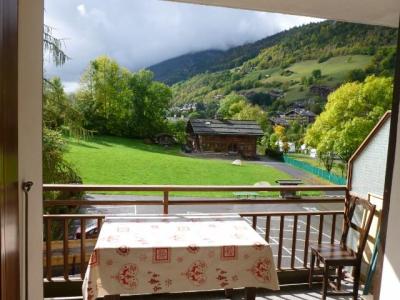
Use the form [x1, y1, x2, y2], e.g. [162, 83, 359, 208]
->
[63, 218, 69, 280]
[46, 218, 52, 281]
[163, 191, 169, 214]
[80, 218, 86, 279]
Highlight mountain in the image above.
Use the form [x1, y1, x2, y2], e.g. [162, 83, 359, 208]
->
[148, 21, 397, 86]
[148, 31, 286, 85]
[160, 21, 397, 117]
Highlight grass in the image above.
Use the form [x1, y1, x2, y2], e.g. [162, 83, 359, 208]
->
[65, 135, 293, 197]
[264, 55, 372, 85]
[287, 153, 346, 178]
[244, 55, 372, 104]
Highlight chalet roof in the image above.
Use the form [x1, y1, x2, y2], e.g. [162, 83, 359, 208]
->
[188, 119, 263, 136]
[269, 117, 289, 126]
[285, 109, 316, 117]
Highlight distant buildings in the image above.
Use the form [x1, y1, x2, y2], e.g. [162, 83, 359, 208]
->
[186, 119, 263, 158]
[270, 108, 316, 127]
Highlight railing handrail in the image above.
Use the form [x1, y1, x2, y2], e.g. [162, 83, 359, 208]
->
[43, 196, 345, 207]
[43, 183, 347, 192]
[43, 210, 345, 219]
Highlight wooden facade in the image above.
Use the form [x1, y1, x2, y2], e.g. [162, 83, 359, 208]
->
[187, 119, 263, 158]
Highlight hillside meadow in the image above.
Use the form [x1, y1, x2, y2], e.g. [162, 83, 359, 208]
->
[64, 136, 293, 197]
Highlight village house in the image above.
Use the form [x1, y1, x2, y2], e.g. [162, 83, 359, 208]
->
[186, 119, 263, 158]
[270, 108, 316, 126]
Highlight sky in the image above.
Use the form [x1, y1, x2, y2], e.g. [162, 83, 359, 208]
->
[44, 0, 319, 93]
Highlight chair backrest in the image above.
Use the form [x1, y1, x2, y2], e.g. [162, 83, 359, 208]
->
[340, 196, 376, 260]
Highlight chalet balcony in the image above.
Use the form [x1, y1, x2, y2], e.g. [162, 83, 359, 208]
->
[40, 183, 372, 300]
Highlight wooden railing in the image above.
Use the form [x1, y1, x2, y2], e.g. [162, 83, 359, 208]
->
[43, 184, 346, 296]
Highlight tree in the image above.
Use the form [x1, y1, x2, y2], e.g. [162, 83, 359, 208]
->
[305, 76, 392, 164]
[77, 59, 172, 138]
[216, 93, 247, 119]
[312, 69, 322, 79]
[43, 77, 90, 139]
[273, 125, 286, 140]
[43, 25, 70, 66]
[43, 25, 82, 186]
[129, 70, 172, 137]
[347, 68, 366, 82]
[76, 56, 133, 135]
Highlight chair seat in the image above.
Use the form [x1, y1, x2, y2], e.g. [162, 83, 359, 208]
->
[310, 243, 357, 265]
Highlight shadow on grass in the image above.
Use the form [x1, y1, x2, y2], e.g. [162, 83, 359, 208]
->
[70, 135, 187, 158]
[68, 140, 100, 149]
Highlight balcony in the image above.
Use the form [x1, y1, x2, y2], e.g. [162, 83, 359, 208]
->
[41, 184, 363, 299]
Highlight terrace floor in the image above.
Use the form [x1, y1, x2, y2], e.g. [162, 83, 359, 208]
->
[46, 283, 367, 300]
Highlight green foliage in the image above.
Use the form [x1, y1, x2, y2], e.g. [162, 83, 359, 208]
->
[43, 128, 81, 184]
[305, 76, 393, 163]
[312, 69, 322, 79]
[43, 77, 91, 139]
[347, 68, 367, 82]
[216, 93, 267, 130]
[76, 56, 133, 136]
[167, 120, 187, 145]
[129, 70, 172, 137]
[217, 93, 247, 119]
[286, 121, 306, 148]
[366, 46, 397, 76]
[77, 56, 172, 138]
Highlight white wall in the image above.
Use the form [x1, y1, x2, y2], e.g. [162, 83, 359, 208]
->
[380, 111, 400, 297]
[351, 117, 390, 199]
[18, 0, 43, 299]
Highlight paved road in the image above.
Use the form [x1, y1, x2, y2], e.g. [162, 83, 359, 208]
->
[256, 157, 328, 185]
[79, 193, 344, 269]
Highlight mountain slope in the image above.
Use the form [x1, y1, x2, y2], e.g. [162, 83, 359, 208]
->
[149, 21, 397, 86]
[148, 30, 287, 85]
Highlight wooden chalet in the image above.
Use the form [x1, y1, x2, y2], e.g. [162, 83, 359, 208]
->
[186, 119, 263, 158]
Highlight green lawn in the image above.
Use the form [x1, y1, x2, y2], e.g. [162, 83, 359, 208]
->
[263, 55, 372, 85]
[65, 136, 292, 196]
[246, 55, 373, 103]
[287, 153, 346, 178]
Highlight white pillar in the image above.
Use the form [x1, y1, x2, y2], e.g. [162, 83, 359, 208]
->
[18, 0, 44, 299]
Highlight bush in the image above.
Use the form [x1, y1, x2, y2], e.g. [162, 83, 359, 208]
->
[318, 54, 332, 63]
[265, 148, 284, 161]
[347, 69, 366, 82]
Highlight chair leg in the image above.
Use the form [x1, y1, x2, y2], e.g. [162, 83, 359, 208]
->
[353, 266, 361, 300]
[337, 266, 343, 291]
[309, 251, 315, 288]
[322, 265, 329, 300]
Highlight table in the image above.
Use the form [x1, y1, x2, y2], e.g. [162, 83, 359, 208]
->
[275, 179, 303, 198]
[83, 214, 279, 299]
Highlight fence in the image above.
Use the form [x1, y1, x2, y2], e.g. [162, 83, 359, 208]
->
[283, 155, 347, 185]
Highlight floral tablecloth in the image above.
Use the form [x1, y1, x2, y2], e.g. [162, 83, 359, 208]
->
[82, 214, 279, 299]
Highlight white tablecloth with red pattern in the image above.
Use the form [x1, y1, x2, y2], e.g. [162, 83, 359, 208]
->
[82, 214, 279, 299]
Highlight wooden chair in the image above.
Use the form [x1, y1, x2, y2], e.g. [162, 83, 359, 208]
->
[308, 196, 376, 300]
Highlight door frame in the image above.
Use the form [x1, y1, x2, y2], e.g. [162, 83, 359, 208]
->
[0, 0, 20, 299]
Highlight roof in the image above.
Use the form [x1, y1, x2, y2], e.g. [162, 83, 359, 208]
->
[285, 109, 316, 117]
[170, 0, 400, 28]
[269, 117, 289, 126]
[188, 119, 264, 136]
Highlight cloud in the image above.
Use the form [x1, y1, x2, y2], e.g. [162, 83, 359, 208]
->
[44, 0, 320, 92]
[77, 4, 86, 16]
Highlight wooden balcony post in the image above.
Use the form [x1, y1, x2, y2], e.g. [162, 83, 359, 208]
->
[163, 191, 169, 214]
[63, 219, 69, 280]
[80, 218, 86, 279]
